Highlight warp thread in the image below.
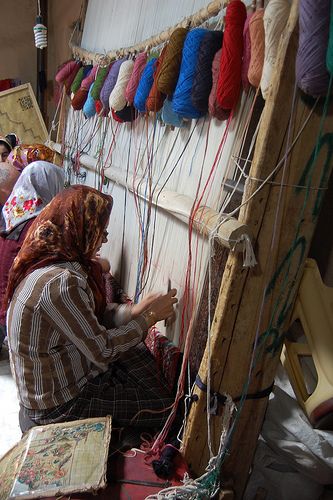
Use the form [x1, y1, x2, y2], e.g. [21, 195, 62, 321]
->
[248, 9, 265, 89]
[209, 49, 230, 121]
[296, 0, 331, 97]
[172, 28, 208, 119]
[216, 0, 247, 110]
[241, 14, 254, 92]
[125, 52, 148, 104]
[261, 0, 291, 99]
[134, 58, 157, 113]
[191, 30, 223, 114]
[146, 46, 168, 112]
[109, 59, 135, 111]
[156, 28, 188, 96]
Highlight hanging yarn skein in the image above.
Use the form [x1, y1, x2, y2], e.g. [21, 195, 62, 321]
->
[109, 60, 134, 111]
[55, 60, 77, 85]
[209, 48, 231, 120]
[100, 59, 125, 112]
[296, 0, 331, 98]
[71, 65, 87, 94]
[146, 46, 168, 112]
[241, 13, 254, 92]
[191, 30, 223, 114]
[172, 28, 208, 119]
[156, 27, 188, 96]
[247, 9, 265, 89]
[90, 65, 110, 100]
[72, 65, 97, 111]
[327, 1, 333, 75]
[83, 85, 96, 118]
[134, 58, 157, 113]
[125, 52, 147, 104]
[216, 0, 247, 111]
[161, 97, 184, 127]
[260, 0, 290, 100]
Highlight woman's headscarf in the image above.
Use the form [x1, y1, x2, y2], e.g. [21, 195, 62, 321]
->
[2, 161, 64, 233]
[5, 185, 113, 320]
[8, 144, 54, 172]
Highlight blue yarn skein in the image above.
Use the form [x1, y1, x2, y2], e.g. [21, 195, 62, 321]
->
[172, 28, 208, 119]
[134, 58, 157, 113]
[161, 97, 184, 127]
[191, 30, 223, 114]
[83, 85, 96, 118]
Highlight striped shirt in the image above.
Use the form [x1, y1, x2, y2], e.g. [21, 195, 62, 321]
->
[7, 262, 148, 411]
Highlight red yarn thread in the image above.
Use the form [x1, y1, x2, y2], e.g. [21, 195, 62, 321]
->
[216, 0, 247, 110]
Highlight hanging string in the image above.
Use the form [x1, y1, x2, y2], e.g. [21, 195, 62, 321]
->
[296, 0, 331, 98]
[261, 0, 291, 100]
[247, 8, 265, 89]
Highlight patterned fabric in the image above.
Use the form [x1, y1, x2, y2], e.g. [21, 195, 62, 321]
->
[7, 144, 54, 172]
[6, 185, 112, 320]
[25, 343, 173, 429]
[145, 328, 181, 392]
[2, 161, 64, 233]
[8, 261, 148, 410]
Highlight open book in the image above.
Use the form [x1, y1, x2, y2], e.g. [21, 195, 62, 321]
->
[0, 416, 112, 499]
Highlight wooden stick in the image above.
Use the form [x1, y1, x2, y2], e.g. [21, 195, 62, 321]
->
[183, 1, 333, 497]
[47, 140, 252, 251]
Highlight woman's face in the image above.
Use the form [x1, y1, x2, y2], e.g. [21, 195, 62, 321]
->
[0, 143, 10, 162]
[93, 228, 109, 256]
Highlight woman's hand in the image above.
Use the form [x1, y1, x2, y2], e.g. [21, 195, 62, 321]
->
[131, 292, 162, 318]
[142, 289, 178, 328]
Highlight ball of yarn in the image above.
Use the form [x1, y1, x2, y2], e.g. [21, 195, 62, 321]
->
[296, 0, 331, 97]
[248, 9, 265, 89]
[91, 65, 110, 100]
[125, 53, 148, 104]
[81, 65, 98, 90]
[111, 109, 124, 122]
[72, 88, 89, 110]
[261, 0, 290, 99]
[216, 0, 247, 110]
[71, 66, 86, 94]
[134, 58, 157, 113]
[241, 13, 253, 92]
[156, 28, 188, 96]
[146, 46, 168, 112]
[83, 86, 96, 118]
[161, 97, 184, 127]
[109, 60, 134, 111]
[114, 104, 137, 122]
[172, 28, 208, 119]
[209, 49, 231, 121]
[64, 62, 82, 95]
[55, 60, 77, 84]
[95, 99, 104, 115]
[100, 59, 125, 112]
[191, 30, 223, 114]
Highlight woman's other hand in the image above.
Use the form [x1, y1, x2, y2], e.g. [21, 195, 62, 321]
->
[142, 289, 178, 327]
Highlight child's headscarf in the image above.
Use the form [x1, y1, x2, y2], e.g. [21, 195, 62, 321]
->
[2, 161, 64, 233]
[8, 144, 54, 172]
[6, 185, 113, 320]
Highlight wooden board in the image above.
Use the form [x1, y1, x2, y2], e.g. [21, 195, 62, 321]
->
[0, 83, 47, 143]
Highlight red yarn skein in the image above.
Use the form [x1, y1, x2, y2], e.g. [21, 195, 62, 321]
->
[216, 0, 247, 110]
[146, 46, 167, 112]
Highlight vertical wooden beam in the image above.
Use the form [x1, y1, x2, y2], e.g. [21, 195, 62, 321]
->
[183, 1, 333, 497]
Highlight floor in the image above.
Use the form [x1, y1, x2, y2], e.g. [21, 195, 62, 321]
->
[0, 344, 21, 458]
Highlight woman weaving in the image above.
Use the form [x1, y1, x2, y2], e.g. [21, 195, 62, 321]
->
[6, 185, 177, 431]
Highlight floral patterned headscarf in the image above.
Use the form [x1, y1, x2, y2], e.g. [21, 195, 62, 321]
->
[7, 144, 54, 172]
[2, 161, 64, 233]
[6, 185, 113, 320]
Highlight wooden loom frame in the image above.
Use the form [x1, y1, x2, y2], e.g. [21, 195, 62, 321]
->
[51, 0, 333, 497]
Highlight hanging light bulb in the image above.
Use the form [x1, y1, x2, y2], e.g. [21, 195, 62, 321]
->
[34, 15, 47, 49]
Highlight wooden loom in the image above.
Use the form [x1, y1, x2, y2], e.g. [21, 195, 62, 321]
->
[52, 0, 333, 498]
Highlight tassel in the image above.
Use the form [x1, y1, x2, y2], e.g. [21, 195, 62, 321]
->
[241, 233, 257, 268]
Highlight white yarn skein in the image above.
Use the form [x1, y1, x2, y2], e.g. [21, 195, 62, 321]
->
[260, 0, 291, 100]
[34, 23, 47, 49]
[109, 60, 134, 111]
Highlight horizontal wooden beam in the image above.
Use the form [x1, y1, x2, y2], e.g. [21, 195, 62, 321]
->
[47, 140, 252, 252]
